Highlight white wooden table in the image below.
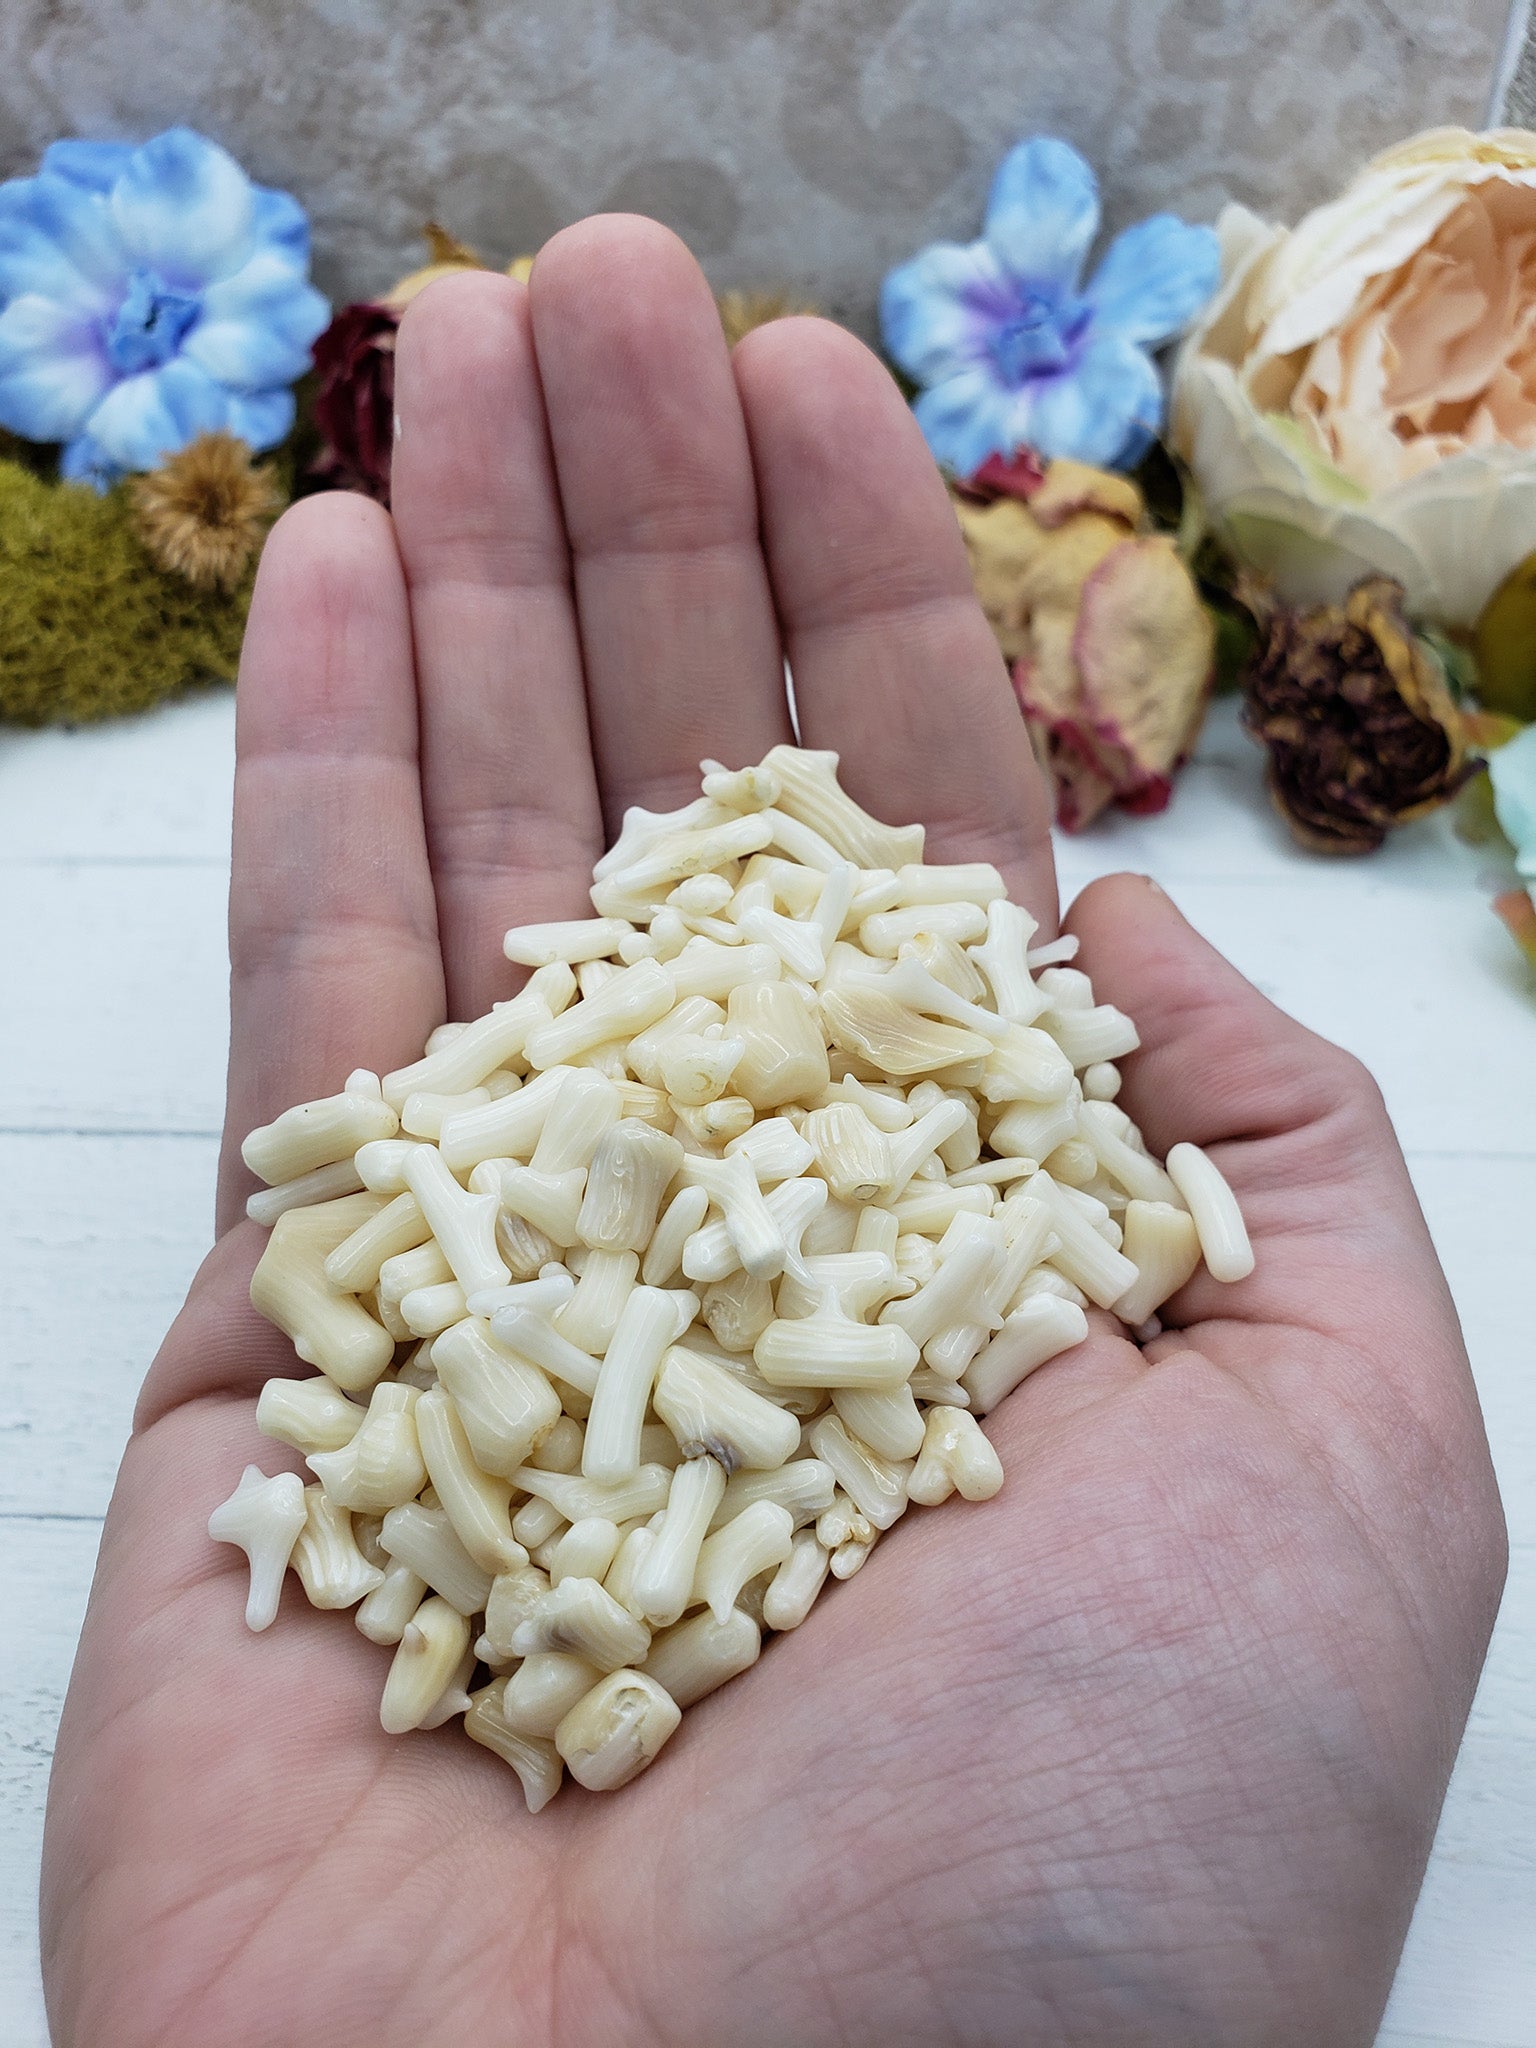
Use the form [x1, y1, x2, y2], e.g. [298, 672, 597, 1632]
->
[1, 688, 1531, 2048]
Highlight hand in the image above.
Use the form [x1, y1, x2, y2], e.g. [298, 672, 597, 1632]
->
[41, 217, 1506, 2048]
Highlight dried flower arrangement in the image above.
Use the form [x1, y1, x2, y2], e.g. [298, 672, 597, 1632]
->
[2, 122, 1533, 978]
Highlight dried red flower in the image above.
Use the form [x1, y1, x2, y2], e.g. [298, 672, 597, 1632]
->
[308, 301, 401, 503]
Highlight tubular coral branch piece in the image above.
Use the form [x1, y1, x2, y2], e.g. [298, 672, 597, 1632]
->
[255, 1375, 363, 1456]
[404, 1145, 509, 1297]
[632, 1455, 729, 1627]
[250, 1194, 395, 1392]
[380, 1596, 471, 1734]
[761, 1530, 832, 1632]
[906, 1406, 1004, 1505]
[582, 1286, 689, 1483]
[415, 1387, 526, 1575]
[681, 1152, 789, 1281]
[755, 1286, 919, 1391]
[726, 981, 831, 1110]
[692, 1500, 795, 1623]
[577, 1121, 685, 1253]
[292, 1485, 384, 1609]
[465, 1680, 566, 1812]
[969, 899, 1046, 1024]
[759, 746, 925, 868]
[821, 986, 992, 1077]
[510, 1576, 653, 1671]
[245, 1159, 366, 1225]
[555, 1670, 682, 1791]
[207, 1465, 308, 1631]
[307, 1382, 427, 1514]
[232, 740, 1255, 1802]
[242, 1075, 398, 1185]
[382, 965, 574, 1107]
[653, 1347, 801, 1474]
[806, 1415, 911, 1531]
[502, 1652, 604, 1736]
[1165, 1143, 1254, 1283]
[640, 1607, 761, 1705]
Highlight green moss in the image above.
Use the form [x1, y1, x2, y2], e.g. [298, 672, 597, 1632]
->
[0, 458, 253, 727]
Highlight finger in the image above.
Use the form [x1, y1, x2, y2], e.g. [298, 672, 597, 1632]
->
[1069, 873, 1501, 1549]
[734, 317, 1056, 925]
[1064, 873, 1451, 1344]
[1065, 873, 1365, 1157]
[391, 271, 604, 1018]
[529, 216, 794, 829]
[220, 495, 444, 1235]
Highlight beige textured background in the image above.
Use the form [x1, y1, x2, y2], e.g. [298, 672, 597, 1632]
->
[0, 1, 1519, 328]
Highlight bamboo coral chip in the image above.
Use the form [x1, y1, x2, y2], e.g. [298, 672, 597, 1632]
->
[215, 746, 1253, 1810]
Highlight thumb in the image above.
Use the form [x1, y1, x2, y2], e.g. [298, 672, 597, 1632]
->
[1063, 872, 1374, 1161]
[1064, 870, 1432, 1335]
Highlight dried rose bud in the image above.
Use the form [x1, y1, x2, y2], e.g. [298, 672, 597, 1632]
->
[953, 456, 1213, 830]
[307, 301, 401, 504]
[1243, 577, 1471, 854]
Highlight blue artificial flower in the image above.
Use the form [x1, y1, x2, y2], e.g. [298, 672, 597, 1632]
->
[0, 127, 329, 486]
[881, 136, 1220, 478]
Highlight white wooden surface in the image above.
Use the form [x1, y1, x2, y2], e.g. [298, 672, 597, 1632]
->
[0, 688, 1532, 2047]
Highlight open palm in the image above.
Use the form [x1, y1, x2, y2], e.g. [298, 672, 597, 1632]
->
[41, 218, 1505, 2048]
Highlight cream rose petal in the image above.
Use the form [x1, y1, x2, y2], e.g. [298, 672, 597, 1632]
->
[1253, 172, 1468, 360]
[1172, 127, 1536, 625]
[1387, 446, 1536, 625]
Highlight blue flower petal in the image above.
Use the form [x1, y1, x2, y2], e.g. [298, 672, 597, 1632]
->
[183, 253, 329, 387]
[157, 354, 240, 441]
[912, 365, 1017, 477]
[59, 431, 120, 489]
[225, 385, 296, 450]
[1016, 330, 1163, 469]
[0, 292, 112, 439]
[41, 140, 135, 194]
[6, 168, 126, 300]
[984, 137, 1100, 295]
[82, 355, 231, 472]
[1084, 214, 1221, 348]
[0, 179, 112, 314]
[251, 185, 311, 269]
[110, 127, 255, 290]
[880, 239, 1013, 385]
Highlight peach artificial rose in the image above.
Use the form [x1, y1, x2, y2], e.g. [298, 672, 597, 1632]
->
[1172, 129, 1536, 627]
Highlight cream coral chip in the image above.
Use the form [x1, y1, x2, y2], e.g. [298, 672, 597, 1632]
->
[213, 745, 1253, 1811]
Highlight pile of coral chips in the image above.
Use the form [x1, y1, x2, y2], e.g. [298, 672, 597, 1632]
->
[212, 746, 1252, 1810]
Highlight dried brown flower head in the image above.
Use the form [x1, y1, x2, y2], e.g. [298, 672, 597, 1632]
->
[1243, 576, 1470, 854]
[129, 432, 283, 592]
[716, 289, 818, 351]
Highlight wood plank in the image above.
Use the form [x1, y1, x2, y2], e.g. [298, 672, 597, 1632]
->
[1, 863, 230, 1135]
[1050, 868, 1536, 1161]
[0, 1517, 100, 2048]
[1381, 1848, 1536, 2045]
[4, 1133, 217, 1518]
[0, 689, 233, 866]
